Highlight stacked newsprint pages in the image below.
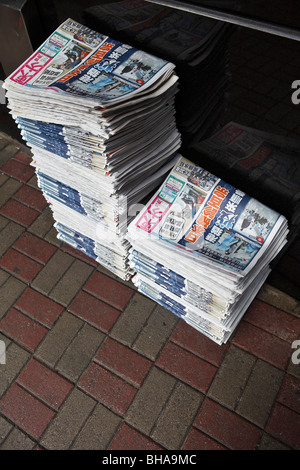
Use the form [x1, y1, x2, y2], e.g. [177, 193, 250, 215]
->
[84, 0, 233, 144]
[3, 18, 181, 279]
[127, 154, 289, 344]
[190, 121, 300, 227]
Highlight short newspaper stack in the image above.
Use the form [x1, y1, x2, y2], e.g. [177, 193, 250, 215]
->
[127, 154, 289, 344]
[3, 18, 181, 279]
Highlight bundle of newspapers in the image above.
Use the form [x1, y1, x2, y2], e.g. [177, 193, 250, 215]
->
[84, 0, 233, 144]
[3, 18, 181, 279]
[127, 154, 289, 344]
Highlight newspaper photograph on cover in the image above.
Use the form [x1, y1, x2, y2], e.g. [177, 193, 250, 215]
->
[131, 155, 287, 275]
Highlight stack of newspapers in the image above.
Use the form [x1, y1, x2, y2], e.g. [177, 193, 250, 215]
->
[127, 154, 289, 344]
[3, 18, 181, 279]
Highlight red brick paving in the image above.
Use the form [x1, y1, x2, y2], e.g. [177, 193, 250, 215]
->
[170, 320, 229, 366]
[79, 362, 137, 416]
[182, 427, 226, 450]
[0, 384, 55, 439]
[17, 358, 73, 410]
[194, 398, 262, 450]
[0, 248, 43, 282]
[13, 232, 57, 264]
[83, 270, 134, 310]
[14, 287, 64, 327]
[0, 308, 48, 351]
[13, 184, 48, 212]
[0, 199, 39, 226]
[13, 151, 32, 165]
[109, 423, 163, 450]
[266, 402, 300, 449]
[1, 158, 35, 182]
[68, 290, 121, 332]
[232, 321, 292, 370]
[95, 337, 152, 387]
[277, 374, 300, 414]
[244, 298, 300, 342]
[156, 341, 217, 393]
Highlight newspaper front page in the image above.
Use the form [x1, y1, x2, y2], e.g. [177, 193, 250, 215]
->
[4, 18, 176, 106]
[128, 155, 288, 277]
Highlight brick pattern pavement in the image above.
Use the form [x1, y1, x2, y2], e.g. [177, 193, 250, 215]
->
[0, 130, 299, 451]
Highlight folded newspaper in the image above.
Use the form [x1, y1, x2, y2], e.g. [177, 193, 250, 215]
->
[3, 18, 181, 279]
[127, 154, 289, 344]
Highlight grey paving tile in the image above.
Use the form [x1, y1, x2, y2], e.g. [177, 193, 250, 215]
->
[0, 276, 27, 319]
[0, 341, 30, 397]
[126, 367, 175, 435]
[0, 214, 9, 231]
[28, 206, 55, 238]
[0, 269, 9, 288]
[0, 178, 22, 207]
[35, 312, 83, 368]
[31, 250, 74, 295]
[0, 427, 35, 450]
[40, 388, 96, 450]
[237, 360, 284, 427]
[56, 323, 105, 382]
[0, 143, 21, 166]
[0, 221, 24, 257]
[49, 259, 94, 307]
[133, 304, 178, 360]
[151, 381, 203, 450]
[0, 416, 13, 445]
[207, 345, 256, 409]
[71, 403, 121, 450]
[258, 432, 290, 450]
[110, 292, 155, 346]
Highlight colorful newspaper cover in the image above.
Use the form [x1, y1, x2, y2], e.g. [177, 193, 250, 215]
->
[132, 155, 285, 274]
[6, 18, 173, 103]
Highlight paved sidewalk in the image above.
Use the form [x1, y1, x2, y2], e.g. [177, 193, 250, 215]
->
[0, 130, 299, 451]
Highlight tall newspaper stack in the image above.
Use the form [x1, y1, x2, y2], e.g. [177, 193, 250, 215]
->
[127, 154, 289, 344]
[3, 18, 181, 279]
